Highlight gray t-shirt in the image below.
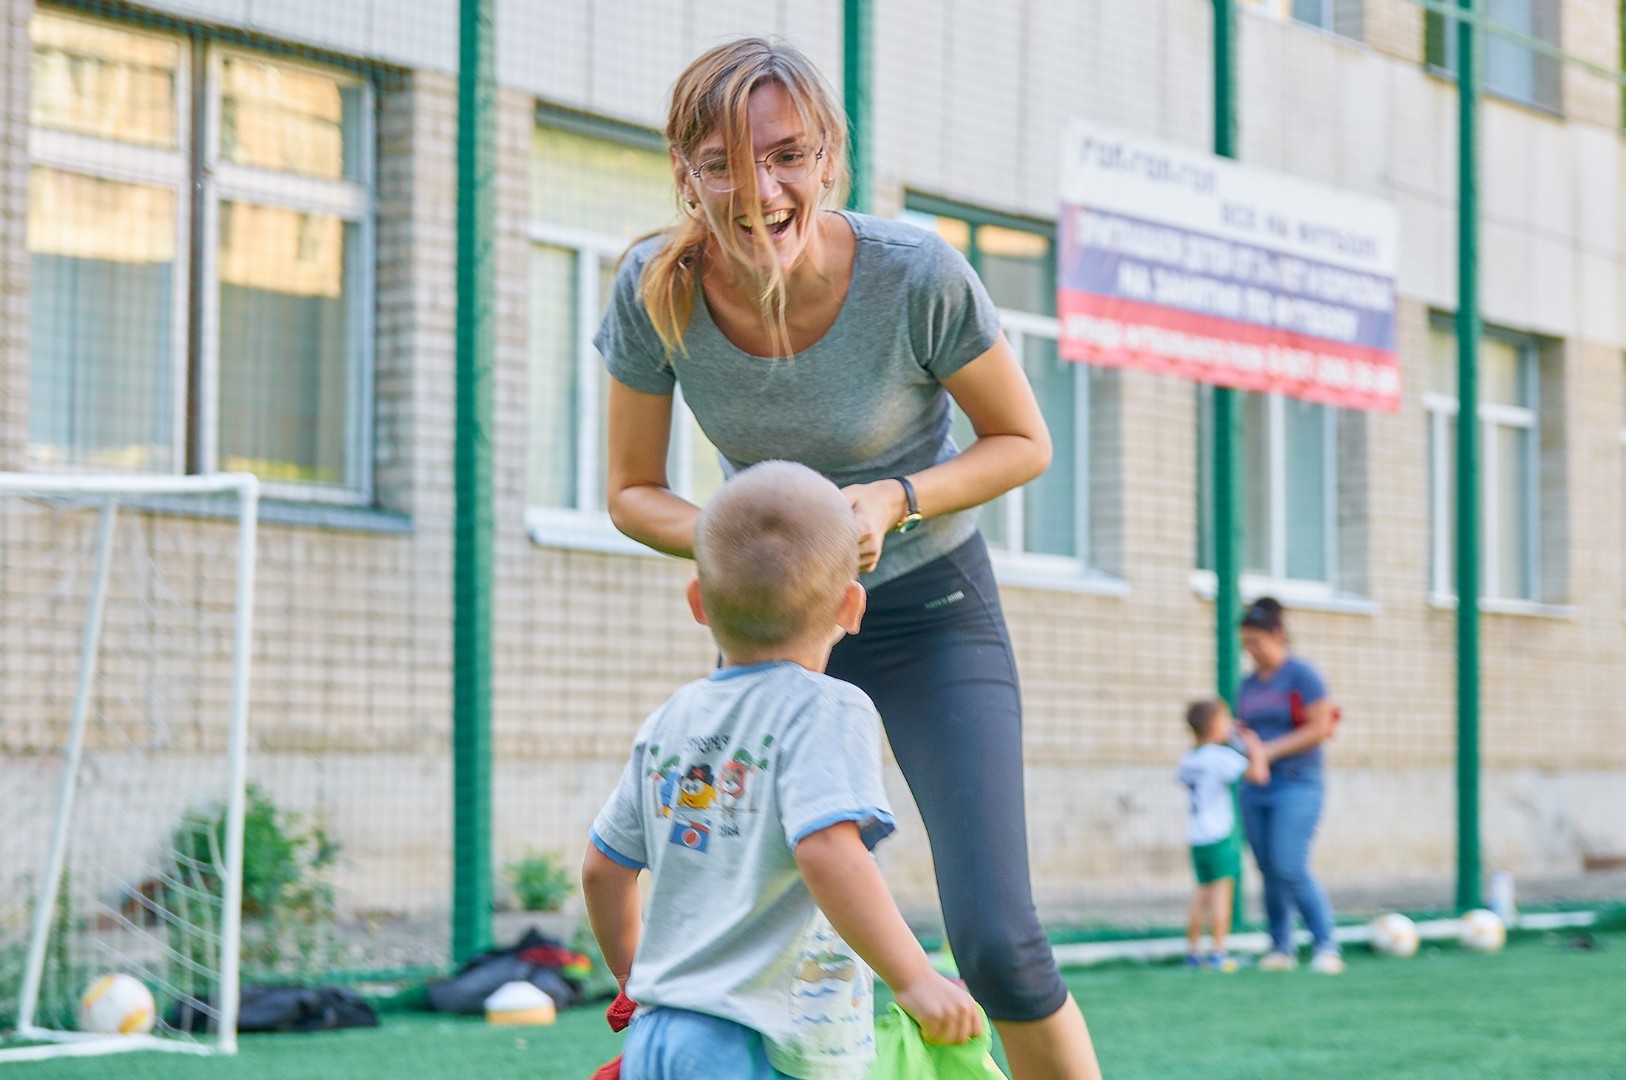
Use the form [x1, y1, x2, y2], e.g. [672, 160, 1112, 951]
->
[590, 661, 895, 1079]
[1177, 743, 1249, 847]
[595, 211, 1003, 586]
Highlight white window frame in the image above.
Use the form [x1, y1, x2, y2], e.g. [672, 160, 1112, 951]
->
[1619, 363, 1625, 613]
[1195, 388, 1341, 602]
[1425, 339, 1539, 603]
[200, 48, 376, 505]
[26, 17, 194, 475]
[524, 222, 710, 556]
[26, 18, 376, 503]
[979, 310, 1123, 593]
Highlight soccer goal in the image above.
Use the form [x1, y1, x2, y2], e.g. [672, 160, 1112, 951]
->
[0, 473, 258, 1062]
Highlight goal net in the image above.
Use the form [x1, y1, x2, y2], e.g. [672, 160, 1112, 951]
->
[0, 473, 258, 1061]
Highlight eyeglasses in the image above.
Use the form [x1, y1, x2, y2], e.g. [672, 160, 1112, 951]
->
[687, 145, 824, 194]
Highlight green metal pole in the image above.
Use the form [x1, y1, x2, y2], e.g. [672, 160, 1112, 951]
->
[1453, 0, 1483, 915]
[453, 0, 496, 963]
[1212, 0, 1246, 933]
[843, 0, 872, 214]
[1212, 0, 1243, 715]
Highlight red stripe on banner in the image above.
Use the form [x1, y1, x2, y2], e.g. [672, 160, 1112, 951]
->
[1056, 291, 1401, 412]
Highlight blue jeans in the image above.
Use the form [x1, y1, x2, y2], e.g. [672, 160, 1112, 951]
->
[622, 1008, 793, 1079]
[1240, 776, 1337, 953]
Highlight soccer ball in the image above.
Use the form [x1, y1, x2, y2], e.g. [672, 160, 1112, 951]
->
[78, 973, 156, 1035]
[1369, 912, 1420, 957]
[1459, 908, 1507, 953]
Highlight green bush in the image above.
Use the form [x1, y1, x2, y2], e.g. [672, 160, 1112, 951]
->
[168, 784, 341, 979]
[503, 849, 573, 912]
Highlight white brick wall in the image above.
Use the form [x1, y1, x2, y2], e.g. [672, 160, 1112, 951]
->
[1, 0, 1622, 926]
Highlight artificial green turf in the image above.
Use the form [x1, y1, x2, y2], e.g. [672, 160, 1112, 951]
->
[10, 932, 1624, 1079]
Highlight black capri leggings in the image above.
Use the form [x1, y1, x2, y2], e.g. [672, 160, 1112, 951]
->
[825, 532, 1068, 1023]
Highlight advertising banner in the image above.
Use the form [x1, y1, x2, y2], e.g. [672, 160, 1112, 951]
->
[1058, 121, 1401, 411]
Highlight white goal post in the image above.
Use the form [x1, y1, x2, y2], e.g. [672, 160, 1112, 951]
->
[0, 473, 258, 1062]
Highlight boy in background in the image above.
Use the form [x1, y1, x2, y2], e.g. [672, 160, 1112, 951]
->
[582, 460, 979, 1079]
[1178, 698, 1269, 972]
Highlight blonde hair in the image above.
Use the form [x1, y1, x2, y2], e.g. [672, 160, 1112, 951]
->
[638, 38, 851, 359]
[694, 461, 858, 651]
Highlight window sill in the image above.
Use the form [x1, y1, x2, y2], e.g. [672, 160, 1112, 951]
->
[1421, 64, 1564, 120]
[1427, 593, 1575, 619]
[1190, 569, 1378, 616]
[526, 507, 668, 558]
[527, 509, 1132, 599]
[988, 550, 1129, 596]
[141, 494, 411, 535]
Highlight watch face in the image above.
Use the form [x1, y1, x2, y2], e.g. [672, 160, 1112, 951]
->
[895, 513, 923, 534]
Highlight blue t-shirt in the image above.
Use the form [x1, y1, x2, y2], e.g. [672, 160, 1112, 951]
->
[1236, 656, 1328, 783]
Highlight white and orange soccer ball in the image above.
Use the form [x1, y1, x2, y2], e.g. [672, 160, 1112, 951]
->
[1459, 908, 1507, 953]
[78, 973, 156, 1035]
[1369, 912, 1420, 957]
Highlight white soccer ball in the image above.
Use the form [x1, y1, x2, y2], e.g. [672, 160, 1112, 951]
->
[1369, 912, 1420, 957]
[1459, 908, 1507, 953]
[78, 973, 156, 1035]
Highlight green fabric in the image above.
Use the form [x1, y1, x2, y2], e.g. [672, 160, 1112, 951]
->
[868, 1002, 1005, 1079]
[1190, 834, 1242, 884]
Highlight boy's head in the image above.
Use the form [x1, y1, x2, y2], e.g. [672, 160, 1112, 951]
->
[690, 461, 862, 658]
[1186, 698, 1233, 745]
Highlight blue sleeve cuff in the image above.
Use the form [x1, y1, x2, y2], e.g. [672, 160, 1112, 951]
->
[791, 808, 897, 852]
[590, 828, 647, 871]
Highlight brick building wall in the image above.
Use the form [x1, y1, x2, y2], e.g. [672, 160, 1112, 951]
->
[0, 0, 1621, 934]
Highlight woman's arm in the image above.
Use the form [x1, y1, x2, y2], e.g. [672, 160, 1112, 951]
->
[1262, 699, 1336, 763]
[605, 378, 702, 558]
[1238, 727, 1271, 785]
[843, 336, 1053, 568]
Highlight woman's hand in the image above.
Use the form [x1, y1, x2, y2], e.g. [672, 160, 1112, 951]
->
[841, 480, 909, 574]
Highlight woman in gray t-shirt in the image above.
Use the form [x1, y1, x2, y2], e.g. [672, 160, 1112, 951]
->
[596, 38, 1100, 1079]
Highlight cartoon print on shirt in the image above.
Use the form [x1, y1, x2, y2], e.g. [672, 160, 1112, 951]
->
[719, 758, 748, 809]
[787, 917, 874, 1060]
[669, 762, 719, 853]
[676, 763, 718, 811]
[647, 746, 681, 818]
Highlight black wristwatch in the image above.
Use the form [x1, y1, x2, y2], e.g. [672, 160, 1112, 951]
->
[890, 476, 923, 533]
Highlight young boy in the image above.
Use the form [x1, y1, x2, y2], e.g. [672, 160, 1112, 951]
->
[582, 461, 980, 1079]
[1177, 698, 1269, 972]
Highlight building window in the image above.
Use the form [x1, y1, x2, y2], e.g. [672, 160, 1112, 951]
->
[1196, 388, 1350, 595]
[902, 198, 1121, 580]
[1426, 0, 1561, 111]
[27, 10, 375, 499]
[1426, 323, 1545, 602]
[1240, 0, 1363, 38]
[526, 118, 713, 551]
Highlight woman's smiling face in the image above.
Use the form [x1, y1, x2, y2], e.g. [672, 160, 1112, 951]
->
[682, 81, 828, 277]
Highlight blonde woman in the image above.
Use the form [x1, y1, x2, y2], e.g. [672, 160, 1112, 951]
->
[596, 38, 1100, 1080]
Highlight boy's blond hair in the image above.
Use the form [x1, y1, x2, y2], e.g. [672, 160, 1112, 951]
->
[694, 461, 859, 651]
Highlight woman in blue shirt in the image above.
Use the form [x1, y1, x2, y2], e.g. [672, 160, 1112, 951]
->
[1235, 598, 1343, 974]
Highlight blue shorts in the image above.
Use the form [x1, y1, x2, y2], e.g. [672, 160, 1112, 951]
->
[622, 1008, 793, 1080]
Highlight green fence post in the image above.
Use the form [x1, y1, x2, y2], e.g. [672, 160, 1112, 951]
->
[843, 0, 872, 214]
[1212, 0, 1247, 932]
[1454, 0, 1483, 915]
[453, 0, 496, 963]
